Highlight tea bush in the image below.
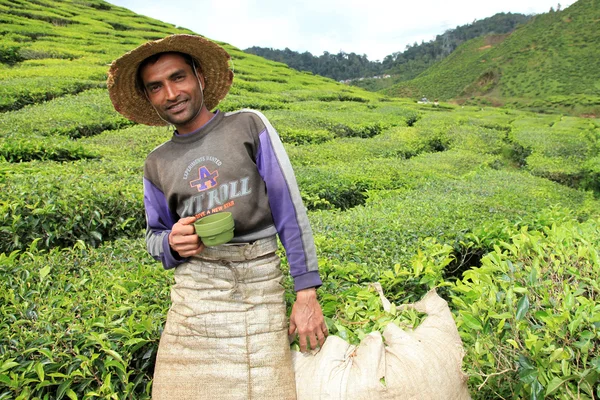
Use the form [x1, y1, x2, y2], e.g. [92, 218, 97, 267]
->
[0, 137, 99, 162]
[295, 149, 495, 210]
[0, 77, 105, 112]
[0, 44, 23, 65]
[287, 126, 425, 165]
[511, 116, 600, 189]
[218, 94, 289, 112]
[309, 169, 598, 283]
[265, 100, 417, 137]
[0, 161, 145, 253]
[451, 216, 600, 399]
[0, 124, 181, 253]
[581, 156, 600, 195]
[78, 124, 174, 162]
[0, 239, 169, 399]
[0, 59, 107, 81]
[0, 89, 133, 139]
[277, 128, 335, 145]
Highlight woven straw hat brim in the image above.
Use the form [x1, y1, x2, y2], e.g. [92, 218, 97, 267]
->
[107, 34, 233, 126]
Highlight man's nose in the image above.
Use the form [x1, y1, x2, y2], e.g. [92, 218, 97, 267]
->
[164, 83, 178, 100]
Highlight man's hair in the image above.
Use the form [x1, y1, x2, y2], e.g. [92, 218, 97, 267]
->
[135, 51, 202, 95]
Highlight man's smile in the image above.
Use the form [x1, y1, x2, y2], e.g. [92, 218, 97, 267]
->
[167, 100, 188, 112]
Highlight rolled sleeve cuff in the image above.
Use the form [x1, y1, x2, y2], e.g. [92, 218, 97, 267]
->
[293, 271, 323, 292]
[161, 232, 187, 269]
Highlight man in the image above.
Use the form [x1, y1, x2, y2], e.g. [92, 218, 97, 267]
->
[107, 34, 327, 399]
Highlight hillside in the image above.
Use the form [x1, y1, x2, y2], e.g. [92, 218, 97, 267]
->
[244, 12, 530, 86]
[1, 0, 600, 399]
[383, 0, 600, 115]
[353, 12, 532, 91]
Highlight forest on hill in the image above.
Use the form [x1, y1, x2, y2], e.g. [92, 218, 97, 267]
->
[384, 0, 600, 116]
[244, 12, 531, 84]
[1, 0, 599, 398]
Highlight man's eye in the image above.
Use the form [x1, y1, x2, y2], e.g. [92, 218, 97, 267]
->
[174, 75, 185, 82]
[148, 85, 160, 92]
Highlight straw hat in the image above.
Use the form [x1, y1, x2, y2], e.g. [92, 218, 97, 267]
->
[107, 34, 233, 126]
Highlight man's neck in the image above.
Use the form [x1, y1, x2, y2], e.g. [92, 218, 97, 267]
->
[176, 108, 215, 135]
[175, 109, 218, 136]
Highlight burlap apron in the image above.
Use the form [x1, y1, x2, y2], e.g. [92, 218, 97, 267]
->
[152, 236, 297, 399]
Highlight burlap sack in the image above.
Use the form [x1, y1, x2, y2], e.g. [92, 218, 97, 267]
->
[152, 237, 297, 400]
[292, 288, 470, 399]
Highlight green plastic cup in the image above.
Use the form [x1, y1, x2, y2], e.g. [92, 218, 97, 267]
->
[194, 212, 234, 246]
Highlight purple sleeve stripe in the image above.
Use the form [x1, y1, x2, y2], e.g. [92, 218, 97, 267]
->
[257, 131, 308, 271]
[143, 177, 185, 269]
[251, 113, 318, 274]
[253, 112, 321, 291]
[144, 177, 175, 231]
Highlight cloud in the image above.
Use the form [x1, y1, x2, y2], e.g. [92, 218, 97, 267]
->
[107, 0, 576, 60]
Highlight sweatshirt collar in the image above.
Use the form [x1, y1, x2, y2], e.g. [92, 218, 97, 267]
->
[171, 110, 222, 143]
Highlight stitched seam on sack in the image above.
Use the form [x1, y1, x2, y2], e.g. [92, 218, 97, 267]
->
[245, 311, 252, 399]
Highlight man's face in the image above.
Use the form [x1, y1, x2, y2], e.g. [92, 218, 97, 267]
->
[139, 53, 205, 133]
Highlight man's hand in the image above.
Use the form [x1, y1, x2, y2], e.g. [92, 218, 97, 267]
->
[168, 216, 205, 258]
[289, 287, 328, 352]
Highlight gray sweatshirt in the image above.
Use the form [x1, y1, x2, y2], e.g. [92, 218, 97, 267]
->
[143, 109, 322, 291]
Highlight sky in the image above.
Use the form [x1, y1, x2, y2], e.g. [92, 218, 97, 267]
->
[106, 0, 576, 61]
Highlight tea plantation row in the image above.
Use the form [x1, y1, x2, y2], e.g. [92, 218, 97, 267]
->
[2, 205, 599, 399]
[2, 100, 598, 254]
[2, 100, 600, 399]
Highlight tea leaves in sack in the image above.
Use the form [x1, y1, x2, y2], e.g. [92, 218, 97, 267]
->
[292, 289, 470, 400]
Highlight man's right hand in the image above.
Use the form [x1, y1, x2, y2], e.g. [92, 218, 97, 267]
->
[168, 216, 205, 257]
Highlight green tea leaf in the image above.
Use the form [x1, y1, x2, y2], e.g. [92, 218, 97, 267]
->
[35, 362, 44, 382]
[519, 355, 535, 370]
[583, 370, 599, 387]
[516, 295, 530, 321]
[489, 312, 512, 319]
[591, 357, 600, 372]
[90, 231, 103, 241]
[0, 374, 11, 385]
[461, 313, 483, 331]
[104, 359, 126, 373]
[519, 368, 538, 385]
[0, 359, 19, 373]
[545, 376, 575, 395]
[518, 355, 538, 385]
[101, 349, 125, 364]
[56, 379, 72, 400]
[39, 265, 51, 281]
[530, 379, 544, 400]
